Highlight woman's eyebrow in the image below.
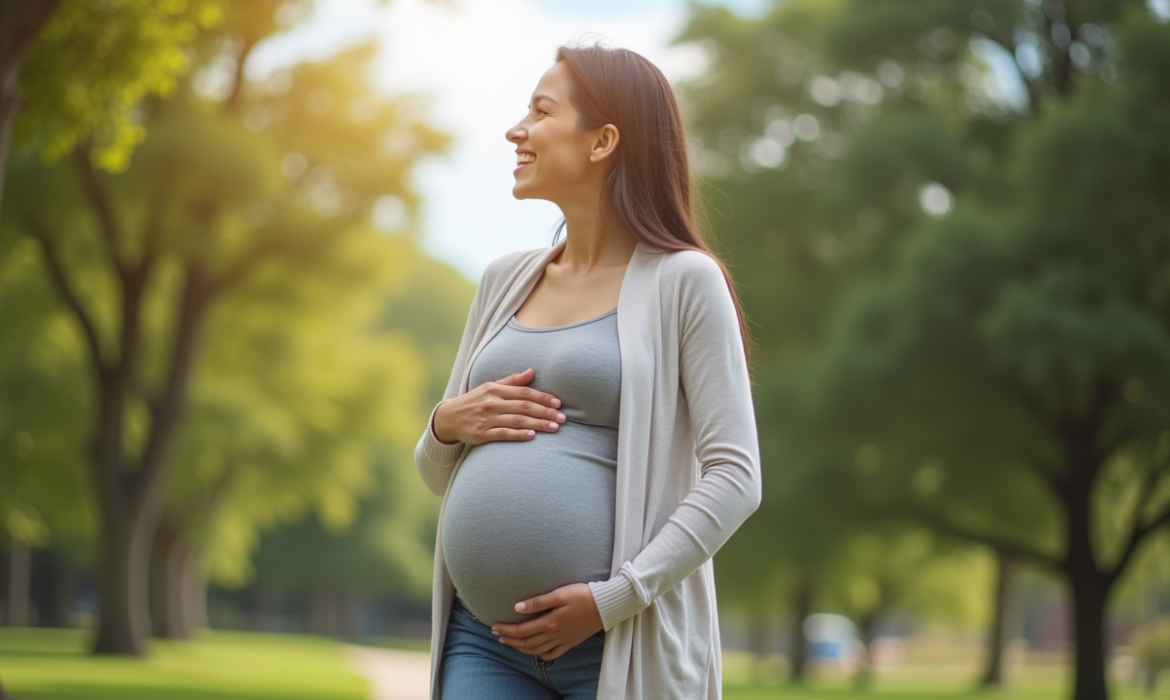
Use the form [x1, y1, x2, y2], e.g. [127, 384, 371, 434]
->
[528, 94, 560, 108]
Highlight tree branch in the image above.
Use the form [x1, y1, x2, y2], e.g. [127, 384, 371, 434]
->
[223, 36, 257, 115]
[1042, 4, 1076, 99]
[0, 0, 64, 217]
[1108, 505, 1170, 586]
[1107, 457, 1170, 583]
[136, 181, 168, 276]
[0, 0, 63, 66]
[870, 499, 1060, 572]
[133, 262, 209, 506]
[208, 238, 274, 295]
[24, 215, 107, 374]
[72, 148, 126, 276]
[990, 373, 1067, 493]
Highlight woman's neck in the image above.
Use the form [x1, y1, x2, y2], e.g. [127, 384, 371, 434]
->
[557, 200, 635, 273]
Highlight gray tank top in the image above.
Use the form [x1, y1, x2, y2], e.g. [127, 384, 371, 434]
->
[440, 305, 619, 625]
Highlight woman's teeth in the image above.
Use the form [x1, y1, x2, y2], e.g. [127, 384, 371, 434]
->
[517, 153, 536, 165]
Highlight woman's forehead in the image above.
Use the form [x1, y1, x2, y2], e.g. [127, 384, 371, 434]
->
[533, 62, 571, 98]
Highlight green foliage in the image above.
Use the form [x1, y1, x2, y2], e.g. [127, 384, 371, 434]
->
[0, 0, 457, 608]
[1133, 616, 1170, 674]
[249, 241, 475, 600]
[0, 175, 96, 551]
[679, 0, 1170, 648]
[814, 527, 993, 632]
[15, 0, 226, 171]
[800, 7, 1170, 571]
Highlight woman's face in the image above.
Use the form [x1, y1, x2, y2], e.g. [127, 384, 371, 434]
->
[505, 61, 603, 203]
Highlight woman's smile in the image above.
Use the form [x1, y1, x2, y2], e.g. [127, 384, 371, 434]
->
[514, 150, 536, 175]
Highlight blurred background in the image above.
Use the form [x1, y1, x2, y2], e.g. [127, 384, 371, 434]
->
[1, 1, 1169, 699]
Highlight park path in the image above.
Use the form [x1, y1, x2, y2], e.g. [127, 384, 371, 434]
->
[348, 645, 432, 700]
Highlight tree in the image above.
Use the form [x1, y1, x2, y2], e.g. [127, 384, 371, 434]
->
[0, 0, 62, 222]
[674, 3, 1170, 699]
[676, 0, 976, 684]
[2, 0, 222, 216]
[1, 3, 448, 655]
[244, 246, 475, 630]
[799, 11, 1170, 700]
[151, 234, 438, 639]
[0, 160, 98, 700]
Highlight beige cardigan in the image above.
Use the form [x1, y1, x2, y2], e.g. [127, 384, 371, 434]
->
[414, 237, 762, 699]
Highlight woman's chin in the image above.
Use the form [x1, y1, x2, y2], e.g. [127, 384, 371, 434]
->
[511, 185, 541, 200]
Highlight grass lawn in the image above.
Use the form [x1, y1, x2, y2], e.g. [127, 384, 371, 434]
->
[4, 628, 1168, 700]
[720, 649, 1170, 700]
[0, 627, 369, 700]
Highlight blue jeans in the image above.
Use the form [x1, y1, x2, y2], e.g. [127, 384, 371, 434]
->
[441, 593, 606, 699]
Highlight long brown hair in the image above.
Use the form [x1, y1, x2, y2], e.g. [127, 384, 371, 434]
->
[550, 43, 754, 375]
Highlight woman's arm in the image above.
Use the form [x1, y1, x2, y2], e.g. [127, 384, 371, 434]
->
[413, 273, 489, 496]
[587, 252, 763, 630]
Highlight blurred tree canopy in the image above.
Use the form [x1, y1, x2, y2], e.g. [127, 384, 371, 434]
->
[1, 0, 228, 220]
[677, 2, 1170, 698]
[249, 247, 475, 605]
[14, 0, 226, 169]
[0, 0, 453, 658]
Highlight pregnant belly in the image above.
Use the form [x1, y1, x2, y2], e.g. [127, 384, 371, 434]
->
[440, 422, 617, 625]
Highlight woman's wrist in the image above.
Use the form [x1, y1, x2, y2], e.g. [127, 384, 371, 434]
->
[431, 400, 460, 445]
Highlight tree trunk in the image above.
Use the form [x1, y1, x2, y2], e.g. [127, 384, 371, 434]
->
[150, 518, 186, 639]
[1067, 569, 1110, 700]
[749, 605, 772, 682]
[89, 267, 208, 655]
[310, 587, 342, 637]
[0, 0, 63, 217]
[4, 541, 29, 627]
[151, 524, 206, 640]
[92, 502, 155, 655]
[854, 609, 879, 692]
[979, 550, 1020, 689]
[787, 577, 813, 685]
[1064, 438, 1112, 700]
[180, 549, 208, 634]
[50, 555, 76, 628]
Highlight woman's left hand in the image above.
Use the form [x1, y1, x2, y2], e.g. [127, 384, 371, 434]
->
[491, 583, 604, 661]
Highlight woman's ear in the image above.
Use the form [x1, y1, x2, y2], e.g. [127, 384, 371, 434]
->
[589, 124, 620, 164]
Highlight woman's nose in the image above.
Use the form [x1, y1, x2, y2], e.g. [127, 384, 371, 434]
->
[506, 122, 525, 143]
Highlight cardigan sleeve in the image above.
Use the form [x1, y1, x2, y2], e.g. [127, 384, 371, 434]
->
[413, 267, 490, 497]
[588, 252, 763, 630]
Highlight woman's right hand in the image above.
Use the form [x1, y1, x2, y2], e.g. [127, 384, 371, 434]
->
[432, 368, 565, 445]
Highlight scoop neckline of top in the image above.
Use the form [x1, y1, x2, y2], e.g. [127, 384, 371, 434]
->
[508, 306, 617, 332]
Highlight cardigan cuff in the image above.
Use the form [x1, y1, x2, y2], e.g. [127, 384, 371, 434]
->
[588, 571, 647, 631]
[423, 401, 464, 465]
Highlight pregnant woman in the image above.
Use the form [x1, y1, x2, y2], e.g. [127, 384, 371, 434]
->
[414, 42, 762, 700]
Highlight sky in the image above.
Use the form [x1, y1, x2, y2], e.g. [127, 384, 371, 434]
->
[247, 0, 769, 284]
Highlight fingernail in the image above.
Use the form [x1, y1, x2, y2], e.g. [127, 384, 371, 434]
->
[556, 412, 565, 421]
[491, 628, 500, 636]
[552, 398, 561, 407]
[515, 602, 527, 612]
[548, 422, 558, 429]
